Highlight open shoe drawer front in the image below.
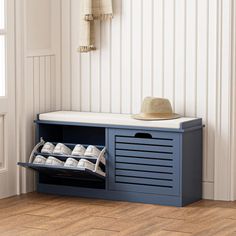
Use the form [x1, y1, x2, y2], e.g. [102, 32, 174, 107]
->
[18, 162, 106, 189]
[18, 163, 105, 180]
[17, 138, 106, 189]
[108, 129, 180, 196]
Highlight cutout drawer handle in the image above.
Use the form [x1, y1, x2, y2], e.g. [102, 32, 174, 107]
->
[134, 133, 152, 139]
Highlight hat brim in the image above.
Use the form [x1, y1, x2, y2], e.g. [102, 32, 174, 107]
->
[132, 113, 181, 121]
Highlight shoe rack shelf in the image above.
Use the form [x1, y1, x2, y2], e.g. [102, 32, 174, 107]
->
[18, 139, 106, 183]
[18, 111, 203, 207]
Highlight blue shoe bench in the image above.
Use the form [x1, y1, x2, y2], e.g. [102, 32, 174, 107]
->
[18, 111, 203, 207]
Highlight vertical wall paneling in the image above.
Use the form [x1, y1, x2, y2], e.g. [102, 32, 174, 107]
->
[231, 0, 236, 200]
[164, 0, 174, 105]
[0, 115, 4, 168]
[111, 0, 121, 113]
[18, 0, 61, 194]
[197, 0, 208, 182]
[185, 0, 197, 117]
[153, 0, 164, 98]
[24, 54, 56, 192]
[33, 57, 40, 115]
[39, 57, 46, 112]
[61, 0, 71, 110]
[45, 56, 51, 112]
[19, 0, 236, 200]
[24, 54, 56, 193]
[207, 0, 217, 182]
[15, 0, 26, 194]
[79, 0, 91, 112]
[81, 53, 91, 111]
[131, 0, 142, 114]
[25, 57, 35, 191]
[214, 0, 232, 200]
[27, 55, 56, 114]
[51, 0, 62, 110]
[142, 0, 153, 99]
[60, 0, 235, 200]
[174, 0, 185, 115]
[71, 0, 81, 111]
[50, 55, 57, 110]
[90, 21, 101, 112]
[100, 19, 111, 112]
[121, 0, 132, 114]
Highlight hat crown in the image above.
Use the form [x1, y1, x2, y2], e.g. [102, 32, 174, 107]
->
[141, 97, 173, 114]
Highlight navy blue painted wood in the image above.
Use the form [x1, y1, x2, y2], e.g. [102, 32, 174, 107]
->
[115, 176, 173, 187]
[115, 163, 173, 172]
[180, 119, 202, 129]
[115, 150, 173, 159]
[116, 136, 173, 146]
[33, 152, 105, 169]
[17, 114, 203, 207]
[36, 123, 106, 146]
[112, 183, 174, 195]
[181, 129, 202, 205]
[18, 162, 105, 180]
[116, 143, 174, 153]
[115, 129, 177, 139]
[108, 128, 180, 196]
[37, 183, 183, 206]
[115, 169, 173, 180]
[115, 156, 173, 166]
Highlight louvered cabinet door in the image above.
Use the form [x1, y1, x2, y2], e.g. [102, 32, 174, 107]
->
[107, 129, 180, 196]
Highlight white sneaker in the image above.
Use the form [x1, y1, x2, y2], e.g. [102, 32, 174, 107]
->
[72, 144, 86, 156]
[53, 143, 72, 155]
[33, 155, 47, 164]
[84, 145, 101, 157]
[77, 159, 104, 176]
[64, 158, 79, 168]
[77, 159, 95, 170]
[45, 156, 64, 166]
[41, 142, 55, 154]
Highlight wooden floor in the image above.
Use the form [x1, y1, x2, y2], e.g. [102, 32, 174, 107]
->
[0, 193, 236, 236]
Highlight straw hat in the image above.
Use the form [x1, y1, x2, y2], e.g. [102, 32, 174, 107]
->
[132, 97, 181, 121]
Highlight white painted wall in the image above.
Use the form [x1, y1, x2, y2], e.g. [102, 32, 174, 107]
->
[16, 0, 61, 193]
[231, 0, 236, 201]
[59, 0, 234, 200]
[16, 0, 236, 200]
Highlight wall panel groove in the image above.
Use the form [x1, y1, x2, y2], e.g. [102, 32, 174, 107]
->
[26, 55, 57, 114]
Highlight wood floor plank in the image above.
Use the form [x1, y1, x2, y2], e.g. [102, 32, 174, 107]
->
[155, 231, 191, 236]
[73, 228, 119, 236]
[0, 226, 47, 236]
[0, 193, 236, 236]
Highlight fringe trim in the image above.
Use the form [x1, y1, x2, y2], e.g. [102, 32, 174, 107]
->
[94, 14, 113, 20]
[84, 13, 113, 21]
[78, 45, 96, 53]
[84, 14, 94, 21]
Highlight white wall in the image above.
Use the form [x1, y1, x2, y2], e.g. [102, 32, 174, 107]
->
[16, 0, 61, 193]
[59, 0, 234, 200]
[231, 0, 236, 201]
[26, 0, 51, 50]
[17, 0, 236, 200]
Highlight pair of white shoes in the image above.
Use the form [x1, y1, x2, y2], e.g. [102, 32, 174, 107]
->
[41, 143, 72, 155]
[33, 155, 64, 166]
[33, 155, 102, 172]
[41, 142, 101, 157]
[64, 157, 101, 172]
[72, 144, 101, 157]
